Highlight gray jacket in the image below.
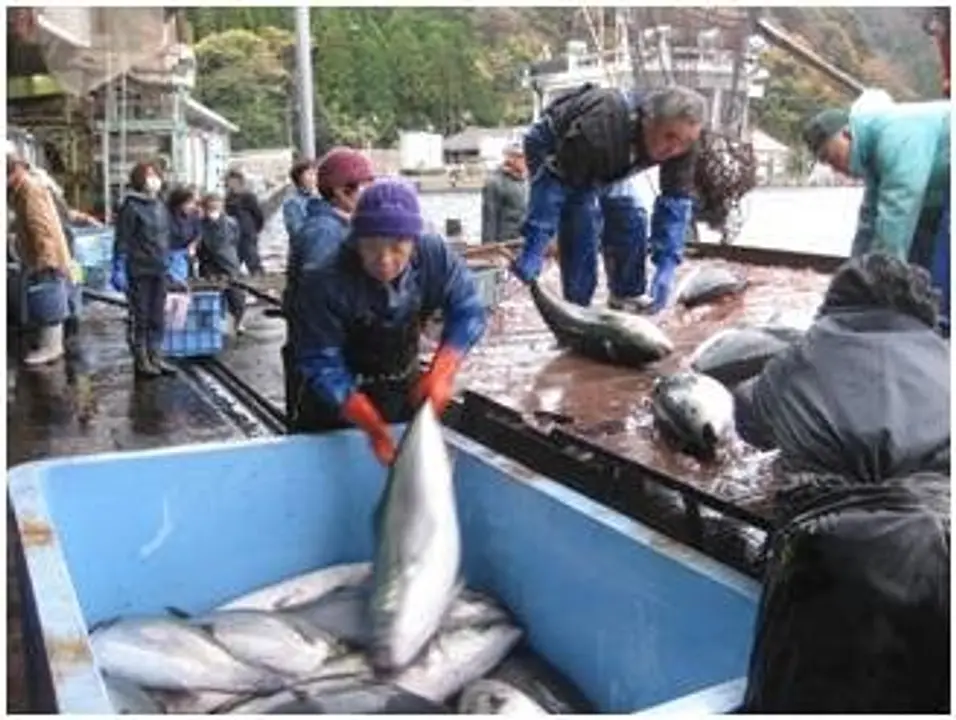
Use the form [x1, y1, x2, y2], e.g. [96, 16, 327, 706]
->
[481, 168, 527, 244]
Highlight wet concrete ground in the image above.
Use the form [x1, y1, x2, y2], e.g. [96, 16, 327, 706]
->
[6, 302, 255, 712]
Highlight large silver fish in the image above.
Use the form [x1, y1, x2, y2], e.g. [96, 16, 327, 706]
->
[651, 371, 736, 460]
[218, 562, 372, 612]
[285, 581, 511, 649]
[390, 620, 523, 703]
[90, 616, 285, 694]
[225, 620, 523, 712]
[369, 399, 462, 672]
[102, 674, 166, 714]
[529, 281, 674, 368]
[484, 645, 595, 714]
[676, 265, 748, 308]
[187, 609, 338, 678]
[689, 326, 798, 386]
[458, 678, 550, 714]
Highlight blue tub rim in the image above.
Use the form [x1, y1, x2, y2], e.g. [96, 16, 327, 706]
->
[8, 426, 758, 714]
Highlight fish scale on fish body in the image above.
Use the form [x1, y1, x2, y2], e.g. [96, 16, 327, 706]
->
[369, 399, 463, 673]
[90, 615, 288, 694]
[675, 265, 748, 308]
[187, 608, 339, 679]
[219, 562, 372, 612]
[529, 281, 674, 368]
[651, 370, 737, 461]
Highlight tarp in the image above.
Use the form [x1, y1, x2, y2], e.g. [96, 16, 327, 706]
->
[12, 8, 184, 96]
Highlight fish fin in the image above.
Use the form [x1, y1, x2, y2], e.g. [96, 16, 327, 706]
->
[164, 606, 191, 619]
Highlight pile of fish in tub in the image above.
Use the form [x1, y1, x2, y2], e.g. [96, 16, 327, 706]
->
[92, 402, 592, 715]
[529, 263, 815, 461]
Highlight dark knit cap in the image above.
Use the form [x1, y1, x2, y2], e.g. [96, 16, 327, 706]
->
[351, 178, 423, 239]
[803, 108, 850, 156]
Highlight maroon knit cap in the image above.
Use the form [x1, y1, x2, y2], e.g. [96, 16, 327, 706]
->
[316, 147, 375, 191]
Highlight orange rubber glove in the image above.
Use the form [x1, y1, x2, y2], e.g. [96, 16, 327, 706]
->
[341, 392, 396, 466]
[411, 345, 464, 416]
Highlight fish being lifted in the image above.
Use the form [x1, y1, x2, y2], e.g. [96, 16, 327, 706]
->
[676, 265, 748, 309]
[651, 371, 736, 461]
[529, 281, 674, 368]
[368, 399, 462, 673]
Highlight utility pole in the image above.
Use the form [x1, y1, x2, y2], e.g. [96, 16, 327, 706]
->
[294, 6, 316, 159]
[102, 53, 113, 221]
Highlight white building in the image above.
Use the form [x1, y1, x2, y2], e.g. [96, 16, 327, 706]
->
[749, 128, 792, 184]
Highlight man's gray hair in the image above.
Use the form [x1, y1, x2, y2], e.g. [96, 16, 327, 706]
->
[643, 85, 708, 126]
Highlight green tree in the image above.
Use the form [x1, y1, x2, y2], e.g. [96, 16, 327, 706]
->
[193, 28, 293, 150]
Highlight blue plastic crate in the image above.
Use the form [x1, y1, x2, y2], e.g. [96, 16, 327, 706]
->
[72, 228, 114, 269]
[81, 264, 110, 291]
[471, 264, 507, 309]
[162, 290, 224, 358]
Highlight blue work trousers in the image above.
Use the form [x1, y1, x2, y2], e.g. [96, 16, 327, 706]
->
[931, 195, 950, 338]
[522, 120, 647, 307]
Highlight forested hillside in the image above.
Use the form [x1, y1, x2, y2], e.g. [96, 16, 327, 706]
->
[183, 7, 941, 152]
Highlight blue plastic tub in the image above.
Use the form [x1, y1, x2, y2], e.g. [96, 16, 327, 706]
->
[162, 290, 224, 358]
[71, 227, 114, 269]
[8, 429, 758, 714]
[470, 264, 507, 309]
[72, 227, 115, 290]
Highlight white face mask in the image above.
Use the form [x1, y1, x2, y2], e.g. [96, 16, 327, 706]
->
[145, 175, 162, 195]
[207, 212, 221, 221]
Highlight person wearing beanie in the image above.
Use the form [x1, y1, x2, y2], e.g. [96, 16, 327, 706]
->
[803, 100, 950, 336]
[292, 178, 487, 464]
[282, 158, 318, 241]
[283, 147, 375, 422]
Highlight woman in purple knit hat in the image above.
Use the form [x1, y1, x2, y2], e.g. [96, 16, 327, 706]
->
[291, 178, 487, 465]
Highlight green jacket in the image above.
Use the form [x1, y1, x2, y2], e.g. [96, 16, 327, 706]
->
[481, 168, 528, 244]
[849, 101, 950, 260]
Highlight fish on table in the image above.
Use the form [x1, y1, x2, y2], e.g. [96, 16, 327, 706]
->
[529, 280, 674, 368]
[651, 371, 736, 460]
[689, 325, 802, 387]
[675, 265, 748, 309]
